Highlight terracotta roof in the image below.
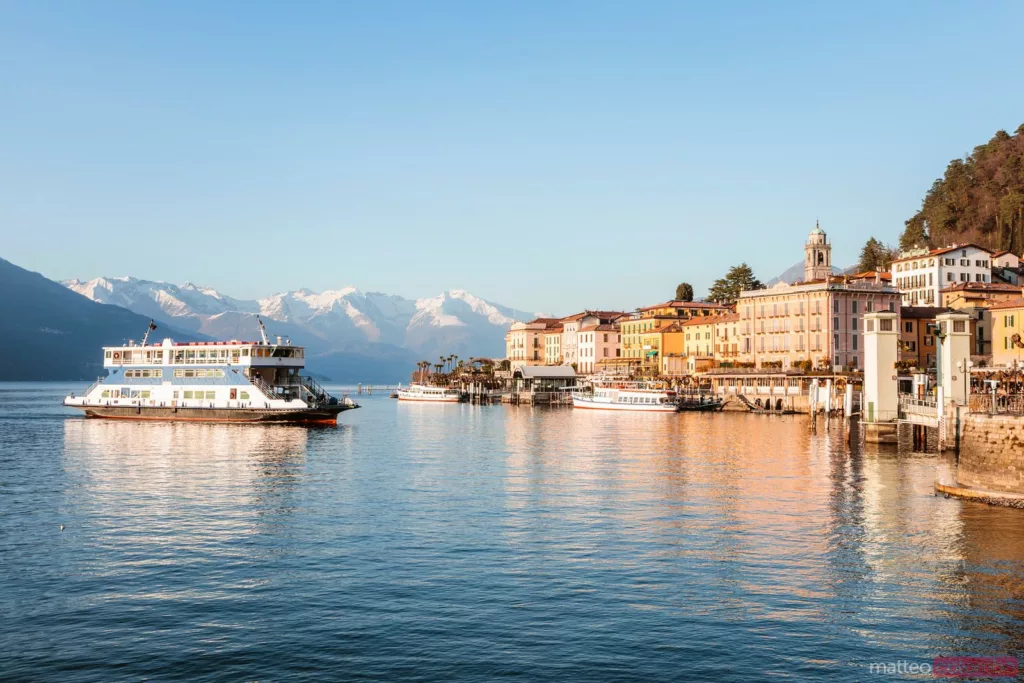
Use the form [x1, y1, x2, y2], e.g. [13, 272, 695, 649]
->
[528, 317, 563, 328]
[893, 243, 992, 261]
[637, 300, 727, 312]
[650, 322, 685, 334]
[850, 271, 892, 281]
[545, 323, 563, 332]
[988, 297, 1024, 311]
[992, 250, 1013, 258]
[561, 310, 627, 322]
[682, 317, 716, 327]
[713, 312, 740, 323]
[940, 282, 1021, 293]
[900, 306, 950, 319]
[593, 323, 619, 331]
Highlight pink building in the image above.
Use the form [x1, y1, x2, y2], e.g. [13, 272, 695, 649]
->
[737, 225, 901, 371]
[576, 312, 624, 374]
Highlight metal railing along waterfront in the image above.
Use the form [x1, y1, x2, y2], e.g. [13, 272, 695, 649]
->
[969, 393, 1024, 415]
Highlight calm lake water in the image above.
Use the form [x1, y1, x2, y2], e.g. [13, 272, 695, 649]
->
[2, 382, 1023, 681]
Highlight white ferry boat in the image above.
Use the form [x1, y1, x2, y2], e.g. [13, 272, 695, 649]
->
[571, 380, 680, 412]
[63, 319, 359, 424]
[396, 384, 462, 402]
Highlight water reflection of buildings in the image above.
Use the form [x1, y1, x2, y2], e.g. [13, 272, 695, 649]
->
[62, 418, 317, 534]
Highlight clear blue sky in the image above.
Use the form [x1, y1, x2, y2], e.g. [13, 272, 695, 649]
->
[3, 1, 1024, 315]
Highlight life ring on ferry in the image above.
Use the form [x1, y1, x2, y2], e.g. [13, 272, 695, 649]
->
[113, 351, 121, 360]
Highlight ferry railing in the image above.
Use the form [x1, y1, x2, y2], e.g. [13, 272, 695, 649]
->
[249, 374, 282, 400]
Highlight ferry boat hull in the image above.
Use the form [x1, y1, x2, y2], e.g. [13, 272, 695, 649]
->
[67, 403, 357, 424]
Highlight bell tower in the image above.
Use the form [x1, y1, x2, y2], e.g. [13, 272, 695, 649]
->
[804, 220, 832, 282]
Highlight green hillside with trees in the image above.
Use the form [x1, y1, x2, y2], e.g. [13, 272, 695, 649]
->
[901, 124, 1024, 253]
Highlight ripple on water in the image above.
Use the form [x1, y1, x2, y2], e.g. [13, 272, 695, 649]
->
[1, 384, 1023, 681]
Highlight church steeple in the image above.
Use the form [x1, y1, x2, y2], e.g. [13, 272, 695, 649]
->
[804, 221, 831, 282]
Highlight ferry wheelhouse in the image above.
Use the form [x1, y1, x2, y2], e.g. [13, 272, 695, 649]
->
[63, 319, 359, 424]
[571, 380, 679, 412]
[396, 384, 462, 403]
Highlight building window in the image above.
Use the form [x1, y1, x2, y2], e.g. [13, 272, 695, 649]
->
[852, 334, 858, 351]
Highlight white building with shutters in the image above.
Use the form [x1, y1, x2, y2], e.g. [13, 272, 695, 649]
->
[891, 244, 992, 306]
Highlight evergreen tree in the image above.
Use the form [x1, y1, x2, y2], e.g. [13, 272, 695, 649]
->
[858, 237, 898, 272]
[706, 263, 762, 305]
[675, 282, 694, 301]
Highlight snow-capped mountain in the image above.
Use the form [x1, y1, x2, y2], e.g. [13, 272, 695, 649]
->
[64, 276, 542, 379]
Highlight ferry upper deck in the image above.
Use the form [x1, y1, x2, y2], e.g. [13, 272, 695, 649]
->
[103, 338, 305, 369]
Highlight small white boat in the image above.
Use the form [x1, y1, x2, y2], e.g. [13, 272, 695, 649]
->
[396, 384, 461, 403]
[571, 380, 679, 412]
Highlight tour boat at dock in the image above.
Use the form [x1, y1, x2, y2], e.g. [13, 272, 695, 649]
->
[396, 384, 462, 402]
[62, 319, 359, 424]
[571, 380, 680, 412]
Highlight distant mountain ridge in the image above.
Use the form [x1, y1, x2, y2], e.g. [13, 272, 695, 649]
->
[64, 276, 545, 382]
[764, 260, 854, 286]
[0, 258, 203, 381]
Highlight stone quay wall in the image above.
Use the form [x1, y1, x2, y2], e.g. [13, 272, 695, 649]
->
[958, 413, 1024, 494]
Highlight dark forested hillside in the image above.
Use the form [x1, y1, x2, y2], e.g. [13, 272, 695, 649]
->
[0, 257, 201, 380]
[902, 125, 1024, 252]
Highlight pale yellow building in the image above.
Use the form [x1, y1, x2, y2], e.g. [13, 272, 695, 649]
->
[544, 325, 563, 365]
[621, 300, 726, 360]
[713, 312, 743, 364]
[991, 298, 1024, 367]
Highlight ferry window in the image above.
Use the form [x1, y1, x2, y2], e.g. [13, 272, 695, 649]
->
[242, 349, 249, 357]
[184, 391, 194, 399]
[154, 370, 162, 378]
[198, 350, 207, 361]
[105, 351, 112, 359]
[173, 391, 179, 399]
[155, 351, 163, 361]
[141, 391, 151, 399]
[186, 350, 195, 362]
[205, 391, 216, 400]
[130, 390, 140, 398]
[240, 391, 250, 400]
[142, 370, 151, 378]
[184, 370, 195, 378]
[216, 370, 225, 378]
[174, 369, 183, 378]
[101, 390, 110, 398]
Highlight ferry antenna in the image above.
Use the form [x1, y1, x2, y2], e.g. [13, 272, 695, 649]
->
[256, 315, 270, 345]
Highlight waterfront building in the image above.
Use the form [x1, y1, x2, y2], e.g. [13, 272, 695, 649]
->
[713, 312, 743, 365]
[891, 244, 992, 306]
[544, 324, 563, 365]
[990, 297, 1024, 367]
[682, 317, 716, 373]
[737, 224, 901, 371]
[898, 306, 947, 370]
[941, 281, 1022, 309]
[941, 282, 1022, 358]
[505, 318, 562, 369]
[650, 322, 686, 376]
[620, 300, 726, 361]
[576, 312, 624, 375]
[559, 310, 623, 368]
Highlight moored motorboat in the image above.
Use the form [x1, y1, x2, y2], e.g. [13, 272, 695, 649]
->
[396, 384, 462, 402]
[62, 319, 359, 424]
[571, 380, 679, 412]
